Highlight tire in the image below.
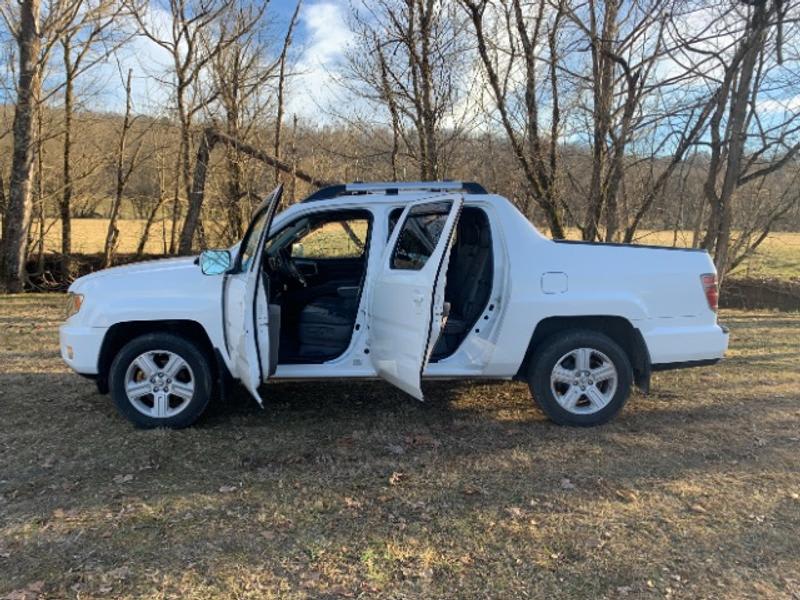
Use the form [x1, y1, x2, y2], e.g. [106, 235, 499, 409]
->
[109, 333, 214, 429]
[527, 330, 633, 427]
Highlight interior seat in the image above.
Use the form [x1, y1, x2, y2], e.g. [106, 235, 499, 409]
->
[296, 289, 360, 359]
[432, 209, 493, 359]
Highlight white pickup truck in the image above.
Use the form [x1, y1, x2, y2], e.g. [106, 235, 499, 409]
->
[60, 181, 728, 428]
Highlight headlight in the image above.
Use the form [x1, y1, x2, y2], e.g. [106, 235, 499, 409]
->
[65, 293, 84, 319]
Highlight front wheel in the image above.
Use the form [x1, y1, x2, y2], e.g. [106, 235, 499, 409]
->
[109, 333, 213, 429]
[527, 330, 633, 427]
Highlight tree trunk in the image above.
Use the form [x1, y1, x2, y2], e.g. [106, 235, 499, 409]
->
[61, 39, 74, 280]
[178, 127, 331, 249]
[175, 80, 202, 254]
[136, 197, 165, 258]
[583, 0, 619, 242]
[34, 106, 45, 274]
[104, 69, 134, 268]
[180, 128, 216, 254]
[417, 0, 438, 179]
[224, 111, 244, 242]
[288, 115, 298, 202]
[702, 1, 769, 282]
[1, 0, 42, 293]
[273, 1, 300, 185]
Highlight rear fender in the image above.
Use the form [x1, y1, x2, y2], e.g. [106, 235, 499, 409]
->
[517, 315, 651, 392]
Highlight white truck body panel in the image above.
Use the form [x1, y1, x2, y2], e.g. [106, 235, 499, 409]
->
[60, 189, 729, 397]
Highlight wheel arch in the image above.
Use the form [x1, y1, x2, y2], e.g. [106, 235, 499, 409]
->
[516, 315, 651, 391]
[96, 320, 223, 394]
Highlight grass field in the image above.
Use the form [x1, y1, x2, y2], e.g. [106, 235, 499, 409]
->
[30, 218, 800, 279]
[32, 218, 177, 256]
[624, 230, 800, 280]
[1, 295, 798, 599]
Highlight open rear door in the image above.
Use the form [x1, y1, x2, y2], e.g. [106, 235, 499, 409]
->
[368, 195, 463, 400]
[223, 185, 282, 405]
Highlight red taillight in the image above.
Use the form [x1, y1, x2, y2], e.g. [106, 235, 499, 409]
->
[701, 273, 718, 312]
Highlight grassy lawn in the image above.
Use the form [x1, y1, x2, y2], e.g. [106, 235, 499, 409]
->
[1, 295, 799, 599]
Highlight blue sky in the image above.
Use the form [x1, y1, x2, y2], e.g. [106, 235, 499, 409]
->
[87, 0, 354, 117]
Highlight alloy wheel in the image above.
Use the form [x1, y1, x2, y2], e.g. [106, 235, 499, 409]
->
[549, 347, 618, 414]
[124, 350, 195, 418]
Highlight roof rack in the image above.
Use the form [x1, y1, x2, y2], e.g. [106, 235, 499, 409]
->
[301, 180, 487, 203]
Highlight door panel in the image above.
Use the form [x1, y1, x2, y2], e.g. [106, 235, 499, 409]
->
[368, 196, 463, 400]
[223, 185, 282, 405]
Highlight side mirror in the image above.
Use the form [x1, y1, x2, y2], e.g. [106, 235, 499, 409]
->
[291, 242, 305, 258]
[199, 249, 232, 275]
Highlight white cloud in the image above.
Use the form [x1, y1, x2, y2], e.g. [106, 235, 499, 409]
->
[287, 1, 354, 119]
[95, 2, 355, 120]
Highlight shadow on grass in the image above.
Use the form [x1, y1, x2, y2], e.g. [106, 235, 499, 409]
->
[2, 368, 799, 597]
[200, 378, 506, 426]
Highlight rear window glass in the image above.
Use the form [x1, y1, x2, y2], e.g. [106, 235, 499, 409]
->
[390, 201, 452, 270]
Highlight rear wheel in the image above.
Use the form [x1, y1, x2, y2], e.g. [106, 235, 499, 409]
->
[527, 330, 632, 427]
[109, 333, 213, 429]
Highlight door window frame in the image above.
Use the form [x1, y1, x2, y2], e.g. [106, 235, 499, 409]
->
[387, 201, 454, 271]
[266, 208, 374, 263]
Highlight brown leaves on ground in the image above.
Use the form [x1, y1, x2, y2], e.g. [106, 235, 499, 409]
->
[2, 581, 44, 600]
[388, 471, 408, 486]
[1, 299, 799, 599]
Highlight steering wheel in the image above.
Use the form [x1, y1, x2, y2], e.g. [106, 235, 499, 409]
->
[270, 247, 307, 287]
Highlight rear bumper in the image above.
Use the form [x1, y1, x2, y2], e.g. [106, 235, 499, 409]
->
[644, 322, 729, 366]
[59, 324, 106, 375]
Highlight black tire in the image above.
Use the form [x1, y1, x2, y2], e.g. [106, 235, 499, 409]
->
[527, 329, 633, 427]
[109, 333, 214, 429]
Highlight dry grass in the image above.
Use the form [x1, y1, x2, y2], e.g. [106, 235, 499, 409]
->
[562, 229, 800, 280]
[30, 218, 800, 280]
[30, 219, 176, 255]
[1, 296, 799, 599]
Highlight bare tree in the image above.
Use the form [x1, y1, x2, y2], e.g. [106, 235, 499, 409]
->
[461, 0, 567, 238]
[59, 0, 127, 278]
[696, 1, 800, 278]
[130, 0, 263, 255]
[205, 2, 298, 244]
[645, 0, 800, 279]
[273, 1, 300, 185]
[346, 0, 473, 180]
[559, 0, 678, 241]
[0, 0, 87, 292]
[103, 67, 146, 267]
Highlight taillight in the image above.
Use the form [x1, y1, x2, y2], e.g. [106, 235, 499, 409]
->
[700, 273, 718, 312]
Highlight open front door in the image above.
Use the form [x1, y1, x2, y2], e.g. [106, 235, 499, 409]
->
[368, 195, 463, 400]
[223, 185, 282, 405]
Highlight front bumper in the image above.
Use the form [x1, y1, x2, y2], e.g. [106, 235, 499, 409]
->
[59, 324, 106, 375]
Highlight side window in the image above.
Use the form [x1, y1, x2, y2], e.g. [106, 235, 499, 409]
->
[390, 201, 452, 270]
[291, 219, 369, 259]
